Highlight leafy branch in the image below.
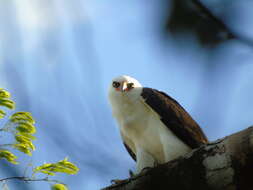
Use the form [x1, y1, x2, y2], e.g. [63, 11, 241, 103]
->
[0, 88, 79, 190]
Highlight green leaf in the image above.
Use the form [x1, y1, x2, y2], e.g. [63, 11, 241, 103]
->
[0, 110, 6, 119]
[16, 132, 36, 140]
[33, 158, 79, 176]
[12, 143, 33, 156]
[0, 99, 15, 109]
[56, 157, 79, 174]
[16, 123, 36, 134]
[0, 149, 18, 164]
[0, 89, 11, 98]
[51, 184, 68, 190]
[0, 89, 15, 110]
[10, 112, 35, 124]
[14, 135, 35, 150]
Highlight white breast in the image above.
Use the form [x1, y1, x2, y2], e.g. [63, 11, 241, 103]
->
[108, 87, 191, 166]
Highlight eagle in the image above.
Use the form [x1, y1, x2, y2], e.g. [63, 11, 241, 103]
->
[108, 75, 208, 174]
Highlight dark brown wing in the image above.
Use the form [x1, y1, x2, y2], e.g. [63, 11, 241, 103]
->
[123, 142, 136, 161]
[141, 88, 208, 148]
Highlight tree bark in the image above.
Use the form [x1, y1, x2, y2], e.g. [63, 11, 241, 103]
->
[102, 126, 253, 190]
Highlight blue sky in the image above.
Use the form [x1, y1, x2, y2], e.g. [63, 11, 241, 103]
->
[0, 0, 253, 189]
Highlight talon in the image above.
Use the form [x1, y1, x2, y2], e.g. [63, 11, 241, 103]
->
[140, 166, 152, 174]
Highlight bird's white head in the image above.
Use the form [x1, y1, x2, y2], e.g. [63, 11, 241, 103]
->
[109, 75, 142, 93]
[108, 75, 143, 113]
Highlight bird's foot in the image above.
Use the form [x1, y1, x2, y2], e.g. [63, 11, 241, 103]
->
[139, 162, 159, 174]
[111, 169, 137, 185]
[140, 166, 152, 174]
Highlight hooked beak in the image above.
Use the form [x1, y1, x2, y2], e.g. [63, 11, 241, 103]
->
[121, 82, 128, 92]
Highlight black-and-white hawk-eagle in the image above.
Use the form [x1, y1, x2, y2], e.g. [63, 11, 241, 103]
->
[108, 75, 208, 174]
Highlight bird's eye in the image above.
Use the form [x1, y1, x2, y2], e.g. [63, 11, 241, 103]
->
[112, 81, 120, 88]
[127, 83, 134, 89]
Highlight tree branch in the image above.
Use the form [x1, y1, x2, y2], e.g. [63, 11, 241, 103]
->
[0, 176, 63, 184]
[102, 126, 253, 190]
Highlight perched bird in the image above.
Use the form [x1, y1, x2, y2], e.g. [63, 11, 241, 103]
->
[108, 75, 208, 174]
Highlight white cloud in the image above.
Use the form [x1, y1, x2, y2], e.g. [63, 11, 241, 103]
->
[14, 0, 55, 30]
[13, 0, 87, 30]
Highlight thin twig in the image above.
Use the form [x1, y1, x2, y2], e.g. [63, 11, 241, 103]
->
[0, 176, 64, 184]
